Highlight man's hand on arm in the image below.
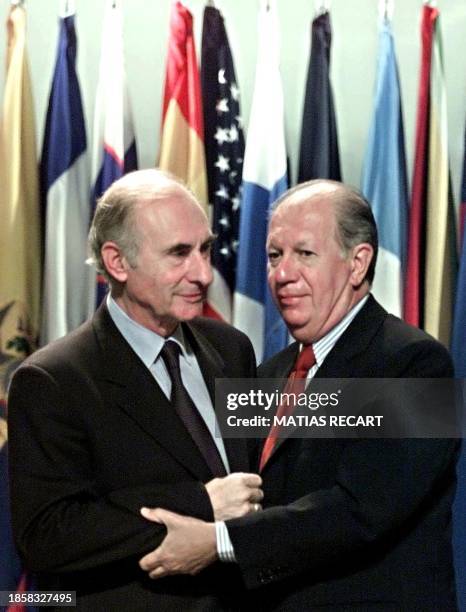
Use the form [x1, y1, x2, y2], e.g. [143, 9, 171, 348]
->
[205, 472, 263, 520]
[139, 508, 217, 578]
[138, 472, 263, 578]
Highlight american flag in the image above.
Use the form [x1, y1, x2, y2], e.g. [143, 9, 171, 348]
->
[201, 5, 244, 322]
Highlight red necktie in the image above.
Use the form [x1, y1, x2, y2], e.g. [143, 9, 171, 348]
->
[259, 345, 316, 471]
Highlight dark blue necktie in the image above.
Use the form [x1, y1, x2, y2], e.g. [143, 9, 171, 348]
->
[160, 340, 226, 477]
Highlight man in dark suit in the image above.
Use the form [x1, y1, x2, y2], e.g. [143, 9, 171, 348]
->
[7, 169, 263, 610]
[138, 180, 459, 611]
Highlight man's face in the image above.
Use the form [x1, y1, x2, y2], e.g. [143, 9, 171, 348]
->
[117, 192, 214, 335]
[266, 192, 359, 344]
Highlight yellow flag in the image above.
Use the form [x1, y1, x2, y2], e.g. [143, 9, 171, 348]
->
[424, 13, 457, 346]
[0, 4, 41, 376]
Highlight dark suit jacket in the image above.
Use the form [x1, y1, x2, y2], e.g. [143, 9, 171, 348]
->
[227, 296, 459, 611]
[8, 304, 256, 611]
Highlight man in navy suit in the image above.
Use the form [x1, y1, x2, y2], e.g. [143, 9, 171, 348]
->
[8, 169, 262, 610]
[139, 180, 459, 611]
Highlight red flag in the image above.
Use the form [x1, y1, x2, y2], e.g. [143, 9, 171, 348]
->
[404, 5, 436, 327]
[405, 5, 457, 345]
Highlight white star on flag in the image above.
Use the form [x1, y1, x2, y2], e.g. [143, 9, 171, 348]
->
[218, 68, 226, 84]
[220, 245, 231, 258]
[215, 154, 230, 173]
[215, 184, 229, 199]
[216, 98, 229, 114]
[219, 215, 230, 228]
[231, 195, 241, 211]
[230, 83, 240, 101]
[214, 127, 230, 145]
[229, 124, 239, 142]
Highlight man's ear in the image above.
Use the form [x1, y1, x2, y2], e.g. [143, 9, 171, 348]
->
[349, 243, 374, 287]
[101, 241, 130, 283]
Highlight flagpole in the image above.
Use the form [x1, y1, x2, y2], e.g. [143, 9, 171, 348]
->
[314, 0, 331, 16]
[60, 0, 75, 18]
[378, 0, 394, 22]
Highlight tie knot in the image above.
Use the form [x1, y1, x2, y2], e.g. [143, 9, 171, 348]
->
[160, 340, 182, 371]
[293, 345, 316, 377]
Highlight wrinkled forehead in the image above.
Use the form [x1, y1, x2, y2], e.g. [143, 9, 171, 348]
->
[135, 186, 205, 218]
[133, 191, 211, 247]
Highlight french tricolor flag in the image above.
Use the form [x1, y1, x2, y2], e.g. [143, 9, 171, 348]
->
[40, 7, 92, 344]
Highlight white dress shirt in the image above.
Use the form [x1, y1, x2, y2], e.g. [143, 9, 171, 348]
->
[216, 294, 370, 562]
[106, 294, 230, 472]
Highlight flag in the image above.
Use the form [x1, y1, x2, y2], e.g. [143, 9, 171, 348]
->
[0, 4, 41, 347]
[233, 0, 288, 363]
[298, 10, 341, 182]
[458, 128, 466, 258]
[453, 192, 466, 605]
[451, 145, 466, 612]
[159, 1, 207, 210]
[201, 5, 244, 322]
[1, 380, 21, 597]
[404, 5, 433, 329]
[0, 4, 40, 606]
[361, 17, 408, 317]
[452, 135, 466, 378]
[404, 5, 457, 345]
[40, 12, 91, 345]
[91, 0, 138, 306]
[453, 424, 466, 612]
[423, 8, 457, 345]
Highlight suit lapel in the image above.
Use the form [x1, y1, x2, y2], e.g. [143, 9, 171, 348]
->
[314, 295, 387, 379]
[93, 305, 214, 482]
[184, 322, 249, 473]
[262, 296, 388, 469]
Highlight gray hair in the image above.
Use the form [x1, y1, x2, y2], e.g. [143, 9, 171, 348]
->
[272, 179, 378, 284]
[88, 169, 196, 283]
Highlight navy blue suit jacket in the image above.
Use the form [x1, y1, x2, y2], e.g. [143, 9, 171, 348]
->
[228, 296, 459, 611]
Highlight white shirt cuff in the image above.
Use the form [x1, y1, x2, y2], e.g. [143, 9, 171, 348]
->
[215, 521, 237, 562]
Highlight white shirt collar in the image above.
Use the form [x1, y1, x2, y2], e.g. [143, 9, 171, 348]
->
[106, 294, 191, 368]
[309, 294, 369, 368]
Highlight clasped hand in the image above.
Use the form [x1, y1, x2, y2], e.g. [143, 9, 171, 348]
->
[139, 472, 263, 579]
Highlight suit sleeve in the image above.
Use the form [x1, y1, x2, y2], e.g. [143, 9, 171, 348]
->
[8, 364, 215, 574]
[226, 338, 459, 588]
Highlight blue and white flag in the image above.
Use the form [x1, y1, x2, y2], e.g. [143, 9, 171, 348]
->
[361, 16, 408, 317]
[91, 0, 138, 305]
[40, 9, 92, 344]
[233, 0, 288, 363]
